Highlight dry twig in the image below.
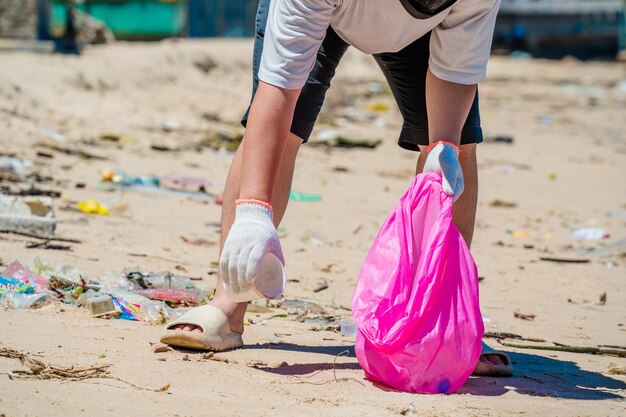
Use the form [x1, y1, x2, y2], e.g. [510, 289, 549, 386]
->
[497, 341, 626, 358]
[0, 347, 169, 392]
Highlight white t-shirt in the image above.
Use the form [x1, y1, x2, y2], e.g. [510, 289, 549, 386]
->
[259, 0, 501, 90]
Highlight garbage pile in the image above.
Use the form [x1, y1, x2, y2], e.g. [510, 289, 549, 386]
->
[0, 257, 209, 325]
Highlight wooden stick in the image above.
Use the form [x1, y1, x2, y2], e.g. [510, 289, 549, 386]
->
[498, 341, 626, 358]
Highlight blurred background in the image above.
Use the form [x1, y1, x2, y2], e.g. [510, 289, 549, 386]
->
[0, 0, 625, 59]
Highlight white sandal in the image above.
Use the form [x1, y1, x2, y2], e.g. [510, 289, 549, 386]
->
[160, 305, 243, 351]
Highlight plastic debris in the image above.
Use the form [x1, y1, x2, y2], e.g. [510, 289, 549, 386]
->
[289, 192, 322, 202]
[339, 317, 358, 338]
[0, 156, 34, 174]
[571, 227, 608, 240]
[99, 169, 214, 201]
[87, 295, 118, 317]
[281, 299, 325, 314]
[135, 288, 202, 305]
[1, 292, 54, 309]
[0, 195, 57, 238]
[28, 257, 85, 283]
[0, 276, 34, 294]
[76, 199, 109, 215]
[1, 257, 205, 323]
[109, 290, 180, 324]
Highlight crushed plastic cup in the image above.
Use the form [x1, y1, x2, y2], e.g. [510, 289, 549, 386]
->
[340, 317, 358, 338]
[224, 253, 286, 303]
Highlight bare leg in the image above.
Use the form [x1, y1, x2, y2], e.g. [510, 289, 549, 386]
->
[174, 133, 301, 334]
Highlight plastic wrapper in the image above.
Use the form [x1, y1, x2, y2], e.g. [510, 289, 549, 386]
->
[135, 288, 205, 305]
[2, 260, 49, 292]
[96, 272, 140, 293]
[352, 173, 484, 394]
[1, 292, 54, 309]
[108, 290, 181, 324]
[28, 256, 85, 283]
[126, 270, 195, 290]
[0, 276, 34, 294]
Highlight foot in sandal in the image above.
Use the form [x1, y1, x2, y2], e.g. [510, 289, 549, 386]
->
[159, 293, 247, 351]
[473, 342, 513, 377]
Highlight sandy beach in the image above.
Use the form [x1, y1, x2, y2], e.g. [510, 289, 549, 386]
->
[0, 39, 625, 416]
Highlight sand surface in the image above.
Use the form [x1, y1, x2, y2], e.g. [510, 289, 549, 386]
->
[0, 39, 625, 416]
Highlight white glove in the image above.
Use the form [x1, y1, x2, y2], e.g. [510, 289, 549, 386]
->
[423, 141, 464, 201]
[219, 201, 285, 295]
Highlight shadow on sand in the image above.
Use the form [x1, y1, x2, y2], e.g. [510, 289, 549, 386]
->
[244, 342, 625, 399]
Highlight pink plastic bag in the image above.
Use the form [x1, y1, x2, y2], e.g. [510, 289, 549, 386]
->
[352, 172, 484, 394]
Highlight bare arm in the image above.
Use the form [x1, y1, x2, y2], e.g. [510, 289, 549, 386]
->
[425, 68, 476, 146]
[239, 81, 300, 202]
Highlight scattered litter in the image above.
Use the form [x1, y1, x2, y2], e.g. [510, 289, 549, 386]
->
[598, 292, 607, 305]
[38, 127, 66, 143]
[157, 118, 181, 132]
[267, 337, 283, 345]
[318, 263, 345, 273]
[506, 230, 553, 240]
[0, 156, 33, 173]
[99, 133, 135, 145]
[29, 256, 85, 283]
[299, 230, 326, 246]
[87, 295, 118, 317]
[26, 240, 71, 251]
[364, 101, 389, 113]
[339, 317, 357, 338]
[571, 227, 608, 240]
[310, 133, 382, 149]
[484, 134, 514, 144]
[150, 143, 180, 152]
[540, 256, 590, 264]
[181, 236, 216, 247]
[548, 172, 558, 181]
[489, 199, 517, 208]
[312, 279, 328, 293]
[2, 261, 48, 290]
[484, 331, 545, 343]
[0, 195, 56, 238]
[99, 169, 215, 201]
[0, 276, 34, 294]
[76, 199, 109, 215]
[538, 115, 554, 126]
[608, 363, 626, 375]
[36, 141, 106, 160]
[514, 311, 536, 321]
[198, 129, 244, 152]
[281, 299, 325, 314]
[289, 191, 321, 202]
[1, 292, 54, 309]
[135, 288, 203, 305]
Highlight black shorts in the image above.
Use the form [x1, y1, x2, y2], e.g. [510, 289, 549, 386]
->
[241, 0, 483, 152]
